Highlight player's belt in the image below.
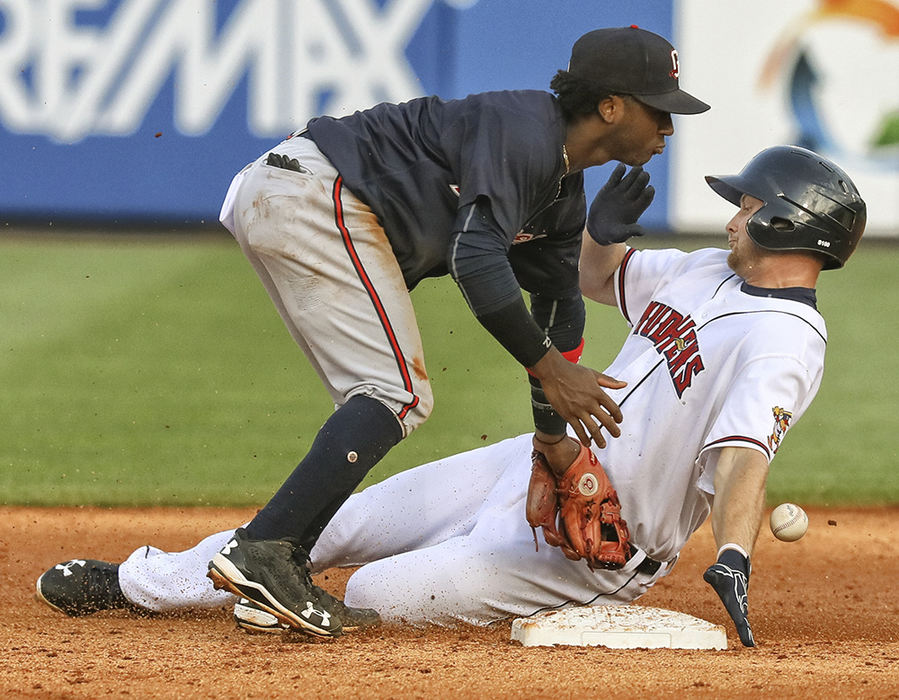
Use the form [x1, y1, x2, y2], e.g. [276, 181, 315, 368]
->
[629, 546, 669, 576]
[636, 556, 662, 575]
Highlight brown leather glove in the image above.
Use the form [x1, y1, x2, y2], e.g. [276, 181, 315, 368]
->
[526, 442, 631, 570]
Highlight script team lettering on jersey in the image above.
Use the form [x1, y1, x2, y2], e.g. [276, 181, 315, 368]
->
[634, 301, 705, 398]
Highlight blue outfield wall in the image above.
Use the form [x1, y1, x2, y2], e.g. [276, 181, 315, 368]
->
[0, 0, 677, 228]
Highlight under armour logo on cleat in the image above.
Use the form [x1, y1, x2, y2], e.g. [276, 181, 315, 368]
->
[300, 601, 331, 628]
[55, 560, 86, 577]
[220, 540, 238, 555]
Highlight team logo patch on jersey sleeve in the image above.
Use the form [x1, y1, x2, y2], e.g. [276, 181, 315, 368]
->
[767, 406, 793, 453]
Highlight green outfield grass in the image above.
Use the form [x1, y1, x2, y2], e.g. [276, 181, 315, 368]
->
[1, 231, 896, 506]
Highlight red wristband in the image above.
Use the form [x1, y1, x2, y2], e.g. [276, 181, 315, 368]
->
[526, 337, 585, 378]
[560, 337, 585, 364]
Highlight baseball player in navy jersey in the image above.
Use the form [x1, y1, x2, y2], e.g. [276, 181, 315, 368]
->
[192, 25, 707, 638]
[36, 145, 865, 647]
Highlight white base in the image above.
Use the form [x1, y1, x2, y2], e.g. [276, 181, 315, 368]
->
[511, 605, 727, 650]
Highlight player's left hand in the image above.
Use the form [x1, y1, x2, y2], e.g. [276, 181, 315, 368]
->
[587, 164, 655, 245]
[703, 551, 756, 647]
[532, 434, 581, 476]
[526, 441, 632, 570]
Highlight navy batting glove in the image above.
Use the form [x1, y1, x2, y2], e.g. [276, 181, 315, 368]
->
[586, 164, 655, 245]
[703, 548, 755, 647]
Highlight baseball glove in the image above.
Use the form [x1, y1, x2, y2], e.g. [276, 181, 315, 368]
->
[526, 443, 631, 570]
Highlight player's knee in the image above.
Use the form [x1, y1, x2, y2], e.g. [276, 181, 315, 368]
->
[354, 382, 433, 437]
[400, 383, 433, 434]
[344, 559, 465, 625]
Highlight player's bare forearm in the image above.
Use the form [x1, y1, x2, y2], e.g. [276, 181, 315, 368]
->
[705, 447, 767, 648]
[529, 348, 625, 447]
[579, 237, 627, 306]
[710, 447, 770, 555]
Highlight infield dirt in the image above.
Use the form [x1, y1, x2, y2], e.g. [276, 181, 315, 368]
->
[2, 506, 897, 699]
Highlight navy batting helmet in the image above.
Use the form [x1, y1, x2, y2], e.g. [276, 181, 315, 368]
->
[705, 146, 866, 269]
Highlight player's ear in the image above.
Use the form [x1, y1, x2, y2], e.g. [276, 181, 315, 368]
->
[597, 96, 621, 124]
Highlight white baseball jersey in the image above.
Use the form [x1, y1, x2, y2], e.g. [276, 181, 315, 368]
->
[598, 246, 825, 562]
[117, 246, 826, 625]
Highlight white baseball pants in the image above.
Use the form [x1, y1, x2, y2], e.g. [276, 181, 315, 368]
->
[118, 434, 672, 625]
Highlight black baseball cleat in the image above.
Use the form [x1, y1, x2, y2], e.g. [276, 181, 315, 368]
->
[234, 592, 381, 634]
[233, 597, 287, 634]
[208, 528, 343, 638]
[311, 584, 382, 631]
[233, 597, 288, 634]
[35, 559, 131, 616]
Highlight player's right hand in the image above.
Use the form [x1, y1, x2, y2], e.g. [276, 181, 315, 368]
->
[530, 351, 625, 447]
[703, 559, 756, 647]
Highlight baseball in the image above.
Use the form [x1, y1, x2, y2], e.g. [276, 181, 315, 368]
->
[769, 503, 809, 542]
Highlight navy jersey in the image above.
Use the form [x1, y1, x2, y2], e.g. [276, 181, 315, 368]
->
[306, 90, 585, 298]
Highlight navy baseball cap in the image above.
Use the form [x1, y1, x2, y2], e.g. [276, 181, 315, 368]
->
[568, 26, 710, 115]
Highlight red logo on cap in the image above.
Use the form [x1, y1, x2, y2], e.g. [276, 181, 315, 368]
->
[669, 49, 680, 78]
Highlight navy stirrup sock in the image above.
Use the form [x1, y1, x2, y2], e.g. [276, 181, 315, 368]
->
[245, 395, 403, 545]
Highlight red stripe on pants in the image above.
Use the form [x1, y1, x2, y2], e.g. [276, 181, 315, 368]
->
[332, 176, 420, 420]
